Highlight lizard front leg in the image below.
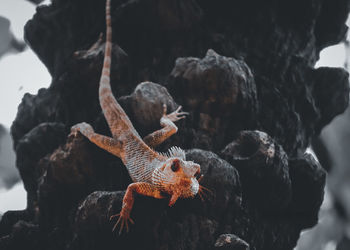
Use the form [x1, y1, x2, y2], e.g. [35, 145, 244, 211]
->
[71, 122, 123, 158]
[110, 182, 165, 234]
[143, 105, 188, 148]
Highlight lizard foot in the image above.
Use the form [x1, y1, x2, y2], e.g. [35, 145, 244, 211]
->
[110, 209, 134, 235]
[70, 122, 94, 138]
[163, 104, 189, 122]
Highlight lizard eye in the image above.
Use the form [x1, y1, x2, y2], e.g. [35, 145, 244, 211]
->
[171, 160, 179, 172]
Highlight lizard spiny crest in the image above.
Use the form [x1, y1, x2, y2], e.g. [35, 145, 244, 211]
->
[159, 146, 186, 160]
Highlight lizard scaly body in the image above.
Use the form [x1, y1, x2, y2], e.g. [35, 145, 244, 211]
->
[71, 0, 204, 234]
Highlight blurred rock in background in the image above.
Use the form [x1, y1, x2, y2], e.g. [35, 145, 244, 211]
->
[0, 16, 26, 59]
[26, 0, 44, 4]
[0, 125, 20, 190]
[300, 107, 350, 250]
[297, 40, 350, 250]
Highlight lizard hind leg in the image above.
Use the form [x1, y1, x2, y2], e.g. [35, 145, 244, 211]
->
[110, 209, 134, 234]
[70, 122, 123, 158]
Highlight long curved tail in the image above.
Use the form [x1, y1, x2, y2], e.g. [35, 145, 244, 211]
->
[98, 0, 160, 170]
[100, 0, 112, 88]
[99, 0, 136, 138]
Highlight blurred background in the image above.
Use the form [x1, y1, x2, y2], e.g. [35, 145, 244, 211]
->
[0, 0, 349, 249]
[0, 0, 51, 214]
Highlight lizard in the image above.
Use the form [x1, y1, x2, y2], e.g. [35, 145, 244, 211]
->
[70, 0, 207, 234]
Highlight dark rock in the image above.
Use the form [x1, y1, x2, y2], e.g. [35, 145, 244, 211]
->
[0, 210, 33, 237]
[0, 220, 43, 250]
[221, 130, 291, 211]
[185, 149, 242, 218]
[15, 122, 67, 210]
[0, 235, 11, 250]
[11, 90, 60, 147]
[24, 0, 203, 78]
[337, 235, 350, 250]
[3, 0, 350, 249]
[168, 49, 258, 150]
[214, 234, 249, 250]
[20, 0, 350, 157]
[314, 0, 350, 51]
[11, 42, 131, 147]
[71, 191, 125, 250]
[119, 81, 179, 133]
[37, 132, 129, 230]
[312, 67, 349, 132]
[71, 149, 242, 250]
[306, 104, 350, 249]
[287, 154, 326, 227]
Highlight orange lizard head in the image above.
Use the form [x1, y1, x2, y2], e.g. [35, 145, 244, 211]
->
[153, 147, 202, 206]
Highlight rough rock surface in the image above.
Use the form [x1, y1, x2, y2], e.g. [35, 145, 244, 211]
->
[167, 49, 258, 151]
[221, 130, 291, 212]
[1, 0, 350, 249]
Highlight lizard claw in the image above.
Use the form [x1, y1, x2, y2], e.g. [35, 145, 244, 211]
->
[163, 104, 189, 122]
[110, 211, 134, 235]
